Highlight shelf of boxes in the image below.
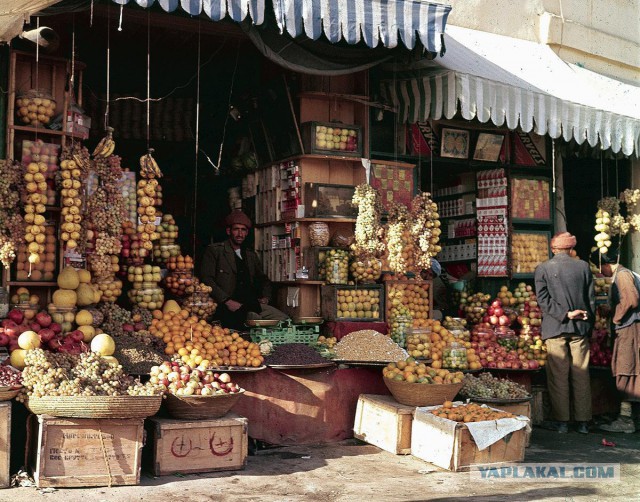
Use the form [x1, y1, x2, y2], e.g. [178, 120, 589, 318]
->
[476, 168, 509, 277]
[438, 242, 477, 263]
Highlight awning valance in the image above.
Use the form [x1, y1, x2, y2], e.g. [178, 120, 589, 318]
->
[111, 0, 451, 52]
[380, 25, 640, 155]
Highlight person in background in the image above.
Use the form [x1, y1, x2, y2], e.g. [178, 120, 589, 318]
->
[534, 231, 595, 434]
[596, 249, 640, 433]
[200, 210, 288, 331]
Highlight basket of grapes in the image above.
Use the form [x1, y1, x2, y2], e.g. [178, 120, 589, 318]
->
[0, 365, 23, 401]
[460, 372, 531, 404]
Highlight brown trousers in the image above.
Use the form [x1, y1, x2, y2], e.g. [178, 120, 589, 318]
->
[545, 334, 592, 421]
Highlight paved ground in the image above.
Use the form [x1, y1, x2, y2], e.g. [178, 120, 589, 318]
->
[5, 425, 640, 502]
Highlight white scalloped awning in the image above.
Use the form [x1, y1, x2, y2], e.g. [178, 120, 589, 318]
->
[110, 0, 451, 52]
[381, 25, 640, 155]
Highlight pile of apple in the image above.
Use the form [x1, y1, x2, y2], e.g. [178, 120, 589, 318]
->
[313, 124, 359, 153]
[516, 294, 542, 328]
[0, 308, 89, 358]
[460, 292, 491, 324]
[149, 361, 243, 396]
[484, 298, 514, 328]
[474, 342, 543, 370]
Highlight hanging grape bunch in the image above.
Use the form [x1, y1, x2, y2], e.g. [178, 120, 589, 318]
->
[619, 188, 640, 233]
[351, 184, 385, 259]
[409, 192, 442, 271]
[0, 159, 26, 268]
[386, 203, 412, 275]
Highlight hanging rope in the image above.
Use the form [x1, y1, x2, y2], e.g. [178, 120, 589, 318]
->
[551, 139, 556, 193]
[146, 9, 151, 150]
[104, 4, 111, 130]
[90, 0, 94, 27]
[600, 151, 604, 200]
[192, 20, 202, 259]
[70, 17, 76, 146]
[118, 4, 124, 32]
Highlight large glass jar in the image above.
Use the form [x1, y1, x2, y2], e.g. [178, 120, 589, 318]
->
[183, 292, 217, 319]
[128, 282, 164, 310]
[308, 222, 330, 247]
[495, 327, 518, 351]
[406, 326, 432, 359]
[349, 257, 382, 284]
[47, 305, 77, 333]
[0, 287, 9, 319]
[322, 249, 349, 284]
[443, 341, 468, 370]
[389, 314, 413, 347]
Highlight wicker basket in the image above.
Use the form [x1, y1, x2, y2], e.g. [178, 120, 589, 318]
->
[384, 378, 462, 407]
[164, 390, 244, 420]
[24, 395, 162, 418]
[0, 386, 22, 402]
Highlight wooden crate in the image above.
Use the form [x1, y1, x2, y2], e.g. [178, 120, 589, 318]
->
[411, 407, 527, 472]
[0, 403, 10, 489]
[489, 401, 532, 448]
[353, 394, 414, 455]
[28, 415, 144, 488]
[145, 414, 248, 476]
[321, 284, 384, 322]
[384, 279, 432, 322]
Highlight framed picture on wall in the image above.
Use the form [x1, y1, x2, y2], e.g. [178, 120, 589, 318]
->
[440, 128, 470, 159]
[473, 133, 505, 162]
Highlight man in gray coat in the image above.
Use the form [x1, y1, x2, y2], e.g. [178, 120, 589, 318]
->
[200, 210, 288, 330]
[534, 231, 595, 434]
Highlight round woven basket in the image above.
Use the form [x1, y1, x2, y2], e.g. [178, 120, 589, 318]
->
[0, 387, 22, 402]
[164, 390, 244, 420]
[384, 378, 463, 407]
[24, 395, 162, 418]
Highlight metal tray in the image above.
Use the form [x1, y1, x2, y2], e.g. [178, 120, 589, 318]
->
[207, 365, 267, 372]
[245, 319, 280, 327]
[267, 362, 335, 370]
[293, 316, 324, 325]
[462, 395, 532, 404]
[333, 359, 390, 367]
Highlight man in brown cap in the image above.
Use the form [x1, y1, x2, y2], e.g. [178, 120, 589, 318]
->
[534, 231, 595, 434]
[200, 210, 288, 330]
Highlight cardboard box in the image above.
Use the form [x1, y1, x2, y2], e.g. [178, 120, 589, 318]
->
[28, 415, 144, 487]
[0, 403, 10, 488]
[411, 407, 527, 472]
[145, 414, 248, 476]
[354, 395, 414, 455]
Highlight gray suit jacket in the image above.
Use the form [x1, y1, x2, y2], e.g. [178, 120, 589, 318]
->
[199, 240, 271, 304]
[534, 253, 595, 340]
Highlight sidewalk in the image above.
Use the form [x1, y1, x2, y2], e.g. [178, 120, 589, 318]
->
[6, 427, 640, 502]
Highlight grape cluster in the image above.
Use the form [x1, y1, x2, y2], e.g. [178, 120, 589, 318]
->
[620, 188, 640, 208]
[351, 184, 384, 259]
[410, 192, 442, 271]
[95, 232, 122, 255]
[461, 372, 529, 400]
[20, 349, 163, 397]
[99, 302, 132, 337]
[132, 305, 153, 326]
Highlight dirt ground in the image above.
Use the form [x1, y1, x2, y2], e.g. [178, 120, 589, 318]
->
[4, 426, 640, 502]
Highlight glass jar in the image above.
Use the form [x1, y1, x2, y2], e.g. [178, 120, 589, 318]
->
[495, 327, 518, 351]
[95, 278, 123, 303]
[389, 314, 413, 347]
[308, 222, 330, 247]
[153, 243, 181, 264]
[406, 326, 432, 359]
[473, 326, 496, 344]
[0, 288, 9, 319]
[443, 341, 468, 370]
[16, 90, 56, 127]
[47, 305, 77, 333]
[322, 249, 349, 285]
[128, 285, 164, 310]
[349, 257, 382, 284]
[183, 295, 217, 319]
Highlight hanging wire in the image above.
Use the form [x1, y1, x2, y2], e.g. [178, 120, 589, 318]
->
[192, 19, 202, 259]
[146, 9, 151, 150]
[551, 139, 556, 193]
[104, 4, 111, 130]
[69, 16, 77, 146]
[600, 151, 604, 199]
[34, 17, 40, 144]
[118, 4, 124, 31]
[429, 119, 434, 195]
[90, 0, 94, 27]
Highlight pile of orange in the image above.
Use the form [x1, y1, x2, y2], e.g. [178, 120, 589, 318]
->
[383, 358, 464, 384]
[165, 255, 194, 272]
[149, 309, 264, 368]
[411, 319, 481, 370]
[431, 402, 516, 423]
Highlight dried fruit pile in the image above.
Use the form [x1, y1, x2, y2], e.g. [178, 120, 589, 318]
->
[461, 372, 530, 400]
[430, 402, 516, 423]
[264, 343, 328, 365]
[334, 330, 407, 361]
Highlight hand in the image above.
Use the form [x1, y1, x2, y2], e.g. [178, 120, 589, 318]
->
[258, 297, 269, 305]
[225, 299, 243, 312]
[568, 309, 588, 320]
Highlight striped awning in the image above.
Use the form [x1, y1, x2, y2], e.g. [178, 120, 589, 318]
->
[111, 0, 451, 52]
[381, 26, 640, 155]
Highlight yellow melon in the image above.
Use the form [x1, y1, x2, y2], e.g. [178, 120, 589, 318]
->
[57, 266, 79, 289]
[162, 299, 181, 314]
[75, 309, 94, 326]
[52, 289, 77, 308]
[91, 333, 115, 356]
[10, 349, 28, 370]
[102, 355, 119, 366]
[77, 269, 92, 283]
[77, 324, 96, 342]
[76, 283, 96, 307]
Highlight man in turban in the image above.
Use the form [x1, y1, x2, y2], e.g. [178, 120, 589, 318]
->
[200, 210, 288, 330]
[594, 249, 640, 433]
[534, 231, 595, 434]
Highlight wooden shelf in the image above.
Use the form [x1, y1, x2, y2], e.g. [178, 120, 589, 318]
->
[433, 191, 476, 200]
[260, 154, 364, 169]
[256, 217, 356, 228]
[441, 213, 476, 220]
[10, 125, 87, 140]
[438, 258, 476, 264]
[7, 281, 57, 287]
[273, 280, 325, 285]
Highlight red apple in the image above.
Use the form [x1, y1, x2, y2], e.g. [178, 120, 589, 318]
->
[30, 322, 41, 332]
[38, 328, 56, 343]
[50, 322, 62, 334]
[35, 311, 52, 328]
[0, 333, 9, 346]
[498, 315, 510, 326]
[8, 309, 23, 324]
[122, 323, 134, 333]
[489, 315, 499, 325]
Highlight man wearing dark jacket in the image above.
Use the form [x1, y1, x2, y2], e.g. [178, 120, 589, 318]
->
[534, 231, 595, 434]
[200, 210, 288, 330]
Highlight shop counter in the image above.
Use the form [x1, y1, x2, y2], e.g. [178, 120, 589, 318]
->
[233, 366, 389, 446]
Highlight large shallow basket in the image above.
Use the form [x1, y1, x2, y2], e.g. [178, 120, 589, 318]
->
[24, 395, 162, 418]
[0, 387, 22, 402]
[164, 390, 245, 420]
[384, 378, 462, 407]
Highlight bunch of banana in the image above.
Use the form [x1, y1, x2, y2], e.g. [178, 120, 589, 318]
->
[139, 148, 163, 179]
[92, 126, 116, 158]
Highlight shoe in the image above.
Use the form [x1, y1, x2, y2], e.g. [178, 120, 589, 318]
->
[600, 417, 636, 434]
[539, 420, 569, 433]
[576, 422, 589, 434]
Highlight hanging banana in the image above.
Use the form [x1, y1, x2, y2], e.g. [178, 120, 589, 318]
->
[92, 126, 116, 158]
[139, 148, 163, 179]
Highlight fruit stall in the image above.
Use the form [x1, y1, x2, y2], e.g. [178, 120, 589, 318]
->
[0, 5, 634, 489]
